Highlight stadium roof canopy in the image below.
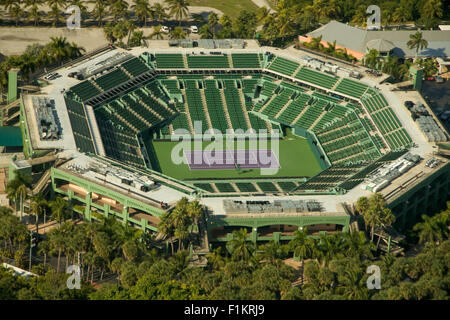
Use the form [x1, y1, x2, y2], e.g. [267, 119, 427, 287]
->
[306, 20, 450, 58]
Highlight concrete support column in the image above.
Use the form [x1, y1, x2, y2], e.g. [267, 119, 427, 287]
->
[103, 204, 110, 219]
[141, 218, 148, 232]
[251, 227, 258, 244]
[84, 192, 92, 222]
[122, 206, 129, 226]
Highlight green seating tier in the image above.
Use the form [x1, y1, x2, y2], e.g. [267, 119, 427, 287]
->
[95, 69, 130, 91]
[231, 53, 261, 68]
[235, 183, 258, 193]
[69, 81, 101, 101]
[268, 57, 299, 76]
[121, 58, 150, 77]
[295, 67, 339, 89]
[187, 55, 230, 68]
[334, 78, 368, 99]
[155, 54, 185, 68]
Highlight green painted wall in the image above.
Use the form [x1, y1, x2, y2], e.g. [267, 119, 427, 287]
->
[7, 70, 18, 104]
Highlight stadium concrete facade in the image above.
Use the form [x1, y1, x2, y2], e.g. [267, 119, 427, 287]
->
[15, 40, 450, 254]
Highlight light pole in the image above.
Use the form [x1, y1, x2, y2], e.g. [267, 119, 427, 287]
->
[29, 231, 37, 271]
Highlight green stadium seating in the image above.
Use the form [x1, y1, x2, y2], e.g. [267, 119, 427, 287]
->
[231, 53, 261, 68]
[295, 67, 339, 89]
[95, 69, 130, 91]
[268, 57, 299, 76]
[187, 54, 230, 68]
[121, 58, 150, 77]
[155, 54, 185, 68]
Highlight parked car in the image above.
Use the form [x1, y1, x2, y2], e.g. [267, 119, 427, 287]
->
[404, 101, 414, 109]
[435, 75, 445, 83]
[44, 72, 58, 80]
[190, 25, 198, 33]
[161, 26, 170, 33]
[68, 72, 78, 78]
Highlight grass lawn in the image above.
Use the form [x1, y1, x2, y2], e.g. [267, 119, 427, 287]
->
[188, 0, 259, 17]
[146, 133, 322, 181]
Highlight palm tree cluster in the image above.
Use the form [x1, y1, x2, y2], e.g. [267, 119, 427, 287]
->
[356, 193, 396, 241]
[413, 205, 450, 245]
[0, 191, 449, 299]
[38, 215, 147, 282]
[0, 206, 29, 261]
[158, 197, 203, 254]
[301, 35, 357, 62]
[0, 0, 190, 27]
[0, 37, 85, 97]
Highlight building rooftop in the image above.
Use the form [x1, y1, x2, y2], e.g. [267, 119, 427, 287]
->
[307, 21, 450, 58]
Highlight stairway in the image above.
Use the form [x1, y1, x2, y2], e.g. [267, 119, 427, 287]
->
[219, 90, 233, 132]
[138, 100, 164, 120]
[89, 79, 103, 92]
[238, 90, 252, 130]
[199, 90, 214, 132]
[129, 107, 151, 127]
[227, 54, 234, 68]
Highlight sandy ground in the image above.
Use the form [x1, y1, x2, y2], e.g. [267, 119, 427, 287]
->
[0, 1, 223, 56]
[251, 0, 275, 11]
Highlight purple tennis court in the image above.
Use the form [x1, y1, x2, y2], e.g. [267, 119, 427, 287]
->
[184, 150, 280, 170]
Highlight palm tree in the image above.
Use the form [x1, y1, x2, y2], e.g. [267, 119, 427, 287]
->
[198, 24, 212, 39]
[67, 42, 85, 59]
[207, 12, 218, 35]
[132, 0, 154, 26]
[9, 3, 24, 26]
[288, 229, 313, 283]
[158, 211, 175, 254]
[421, 0, 443, 28]
[150, 25, 165, 40]
[153, 2, 167, 24]
[358, 193, 395, 241]
[30, 193, 48, 234]
[46, 0, 64, 9]
[47, 36, 71, 63]
[49, 196, 71, 226]
[166, 0, 190, 26]
[228, 228, 255, 262]
[103, 22, 116, 43]
[125, 20, 136, 47]
[37, 239, 51, 270]
[407, 31, 428, 61]
[392, 0, 412, 24]
[27, 4, 44, 26]
[2, 0, 17, 12]
[6, 170, 31, 220]
[413, 214, 448, 244]
[47, 4, 63, 27]
[90, 0, 108, 27]
[364, 49, 381, 70]
[350, 4, 367, 27]
[169, 26, 186, 40]
[110, 0, 129, 23]
[256, 6, 270, 23]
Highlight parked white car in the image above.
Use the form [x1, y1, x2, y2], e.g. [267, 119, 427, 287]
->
[44, 72, 58, 80]
[190, 25, 198, 33]
[161, 26, 170, 33]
